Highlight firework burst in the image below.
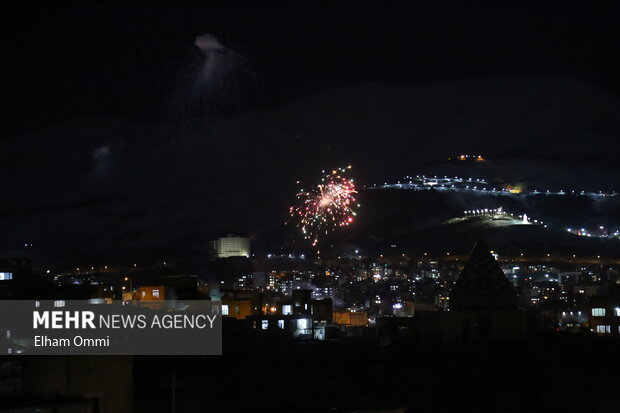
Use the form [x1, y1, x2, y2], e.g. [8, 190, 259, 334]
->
[289, 166, 358, 246]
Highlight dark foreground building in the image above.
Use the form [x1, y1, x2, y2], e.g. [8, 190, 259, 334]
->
[416, 239, 526, 344]
[1, 356, 132, 413]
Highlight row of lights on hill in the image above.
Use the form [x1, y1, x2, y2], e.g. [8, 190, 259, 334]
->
[45, 261, 168, 276]
[419, 252, 605, 260]
[73, 263, 140, 273]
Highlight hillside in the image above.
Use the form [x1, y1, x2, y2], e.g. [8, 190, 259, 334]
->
[1, 75, 619, 265]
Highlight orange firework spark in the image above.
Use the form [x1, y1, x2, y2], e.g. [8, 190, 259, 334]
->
[289, 166, 358, 246]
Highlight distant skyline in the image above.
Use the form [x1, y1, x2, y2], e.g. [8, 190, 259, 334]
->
[2, 1, 620, 136]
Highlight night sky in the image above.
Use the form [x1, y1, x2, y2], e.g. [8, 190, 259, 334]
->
[3, 1, 620, 136]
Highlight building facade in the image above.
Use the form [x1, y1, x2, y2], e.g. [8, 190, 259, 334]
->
[211, 235, 250, 258]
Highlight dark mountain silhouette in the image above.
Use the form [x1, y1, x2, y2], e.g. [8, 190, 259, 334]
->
[1, 75, 619, 265]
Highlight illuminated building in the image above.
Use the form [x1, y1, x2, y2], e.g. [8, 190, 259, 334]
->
[220, 290, 262, 319]
[0, 258, 32, 284]
[0, 258, 36, 299]
[333, 309, 369, 326]
[588, 300, 620, 336]
[211, 234, 250, 258]
[134, 286, 165, 301]
[246, 290, 333, 340]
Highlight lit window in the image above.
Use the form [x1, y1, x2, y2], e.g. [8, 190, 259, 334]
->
[592, 308, 606, 317]
[615, 308, 620, 317]
[282, 305, 292, 315]
[152, 289, 160, 298]
[0, 272, 13, 281]
[596, 325, 611, 334]
[261, 320, 269, 330]
[221, 305, 229, 316]
[278, 320, 284, 329]
[297, 319, 310, 329]
[54, 300, 65, 308]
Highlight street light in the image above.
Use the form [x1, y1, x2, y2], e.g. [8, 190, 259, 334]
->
[124, 276, 133, 297]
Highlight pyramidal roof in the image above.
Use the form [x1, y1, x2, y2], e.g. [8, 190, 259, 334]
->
[449, 239, 518, 311]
